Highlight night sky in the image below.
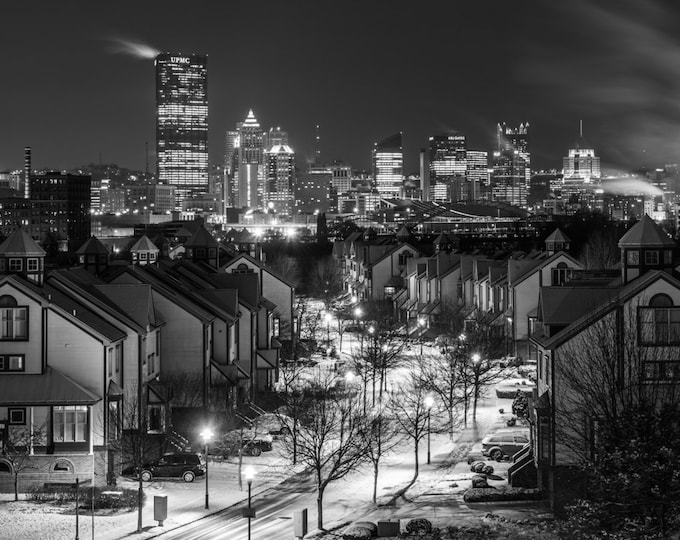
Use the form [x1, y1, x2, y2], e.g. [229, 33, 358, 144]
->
[3, 0, 680, 174]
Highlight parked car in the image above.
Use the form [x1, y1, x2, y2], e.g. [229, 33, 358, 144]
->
[481, 430, 530, 461]
[254, 413, 294, 436]
[216, 430, 274, 457]
[126, 452, 206, 483]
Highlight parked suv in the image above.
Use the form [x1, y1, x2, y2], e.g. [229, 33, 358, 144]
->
[139, 452, 206, 483]
[481, 430, 529, 461]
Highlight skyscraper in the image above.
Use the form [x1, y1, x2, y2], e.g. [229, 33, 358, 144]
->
[263, 144, 295, 216]
[232, 109, 264, 209]
[428, 134, 466, 202]
[373, 133, 403, 198]
[155, 53, 208, 210]
[497, 122, 530, 182]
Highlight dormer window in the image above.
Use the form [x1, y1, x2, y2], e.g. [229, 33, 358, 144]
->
[645, 250, 659, 265]
[627, 250, 639, 265]
[27, 259, 38, 272]
[8, 259, 22, 272]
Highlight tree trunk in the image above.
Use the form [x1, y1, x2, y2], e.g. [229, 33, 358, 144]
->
[317, 488, 325, 530]
[373, 463, 379, 503]
[14, 473, 18, 502]
[137, 477, 143, 532]
[413, 442, 419, 482]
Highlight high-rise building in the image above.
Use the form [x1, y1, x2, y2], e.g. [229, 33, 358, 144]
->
[155, 53, 208, 210]
[563, 139, 601, 182]
[30, 172, 91, 252]
[497, 122, 530, 182]
[231, 109, 264, 209]
[466, 150, 488, 202]
[428, 134, 466, 202]
[263, 144, 295, 216]
[373, 133, 403, 198]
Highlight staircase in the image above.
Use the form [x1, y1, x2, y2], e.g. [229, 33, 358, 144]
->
[166, 430, 191, 452]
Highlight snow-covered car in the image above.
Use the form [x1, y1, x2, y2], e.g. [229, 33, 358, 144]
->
[254, 413, 295, 436]
[213, 429, 274, 457]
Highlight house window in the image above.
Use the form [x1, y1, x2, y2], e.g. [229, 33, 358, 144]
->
[0, 461, 11, 474]
[643, 360, 680, 381]
[107, 348, 113, 377]
[140, 252, 147, 261]
[384, 286, 396, 299]
[208, 248, 217, 258]
[148, 405, 164, 433]
[115, 344, 121, 373]
[52, 459, 74, 473]
[0, 296, 27, 340]
[554, 242, 563, 252]
[8, 408, 25, 425]
[398, 250, 413, 266]
[645, 250, 659, 265]
[107, 400, 121, 441]
[0, 355, 24, 372]
[148, 353, 155, 374]
[8, 259, 22, 272]
[273, 317, 280, 337]
[232, 263, 253, 274]
[627, 250, 639, 265]
[665, 250, 673, 265]
[53, 406, 88, 443]
[639, 294, 680, 345]
[196, 248, 206, 258]
[0, 259, 5, 272]
[551, 262, 572, 286]
[538, 416, 551, 461]
[27, 259, 39, 272]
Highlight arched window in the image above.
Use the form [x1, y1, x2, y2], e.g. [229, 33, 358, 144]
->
[551, 262, 573, 286]
[640, 293, 680, 346]
[0, 460, 12, 474]
[0, 295, 18, 307]
[51, 459, 74, 473]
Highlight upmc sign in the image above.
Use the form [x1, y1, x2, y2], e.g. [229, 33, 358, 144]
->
[170, 56, 190, 64]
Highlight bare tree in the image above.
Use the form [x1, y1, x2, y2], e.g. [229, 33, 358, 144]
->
[1, 422, 47, 501]
[552, 300, 680, 535]
[421, 349, 466, 439]
[579, 228, 619, 271]
[309, 256, 344, 309]
[361, 400, 402, 503]
[280, 371, 369, 530]
[388, 364, 436, 481]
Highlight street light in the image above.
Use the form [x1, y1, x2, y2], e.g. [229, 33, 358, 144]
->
[418, 318, 426, 355]
[244, 466, 256, 540]
[471, 353, 482, 421]
[200, 428, 213, 509]
[424, 394, 434, 464]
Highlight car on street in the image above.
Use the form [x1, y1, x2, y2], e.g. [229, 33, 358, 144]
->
[481, 430, 530, 461]
[125, 452, 206, 483]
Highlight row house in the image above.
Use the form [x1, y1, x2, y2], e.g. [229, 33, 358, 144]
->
[0, 221, 291, 490]
[526, 215, 678, 512]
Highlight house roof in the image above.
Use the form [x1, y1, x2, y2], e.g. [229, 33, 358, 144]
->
[76, 236, 110, 256]
[618, 214, 675, 248]
[544, 228, 571, 244]
[92, 284, 160, 329]
[0, 228, 45, 257]
[537, 270, 680, 349]
[0, 367, 100, 406]
[510, 251, 582, 288]
[537, 287, 616, 327]
[130, 235, 160, 253]
[185, 225, 219, 248]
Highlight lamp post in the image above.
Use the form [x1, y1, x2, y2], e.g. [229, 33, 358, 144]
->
[244, 466, 256, 540]
[354, 307, 363, 356]
[424, 395, 434, 464]
[471, 353, 481, 421]
[418, 318, 426, 355]
[200, 428, 213, 509]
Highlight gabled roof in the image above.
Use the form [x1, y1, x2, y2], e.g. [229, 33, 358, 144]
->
[185, 225, 219, 248]
[93, 284, 160, 329]
[371, 242, 422, 267]
[618, 214, 675, 248]
[0, 229, 45, 257]
[131, 235, 160, 253]
[510, 251, 582, 288]
[221, 251, 296, 289]
[0, 367, 100, 406]
[76, 236, 110, 256]
[537, 270, 680, 349]
[544, 228, 571, 244]
[537, 286, 617, 327]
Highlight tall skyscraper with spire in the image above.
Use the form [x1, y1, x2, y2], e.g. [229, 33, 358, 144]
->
[230, 109, 263, 209]
[155, 53, 208, 210]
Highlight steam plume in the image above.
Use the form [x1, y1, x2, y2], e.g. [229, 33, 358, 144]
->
[106, 38, 160, 59]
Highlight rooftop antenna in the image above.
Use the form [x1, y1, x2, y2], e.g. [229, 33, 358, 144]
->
[145, 141, 149, 177]
[579, 119, 583, 138]
[314, 124, 321, 165]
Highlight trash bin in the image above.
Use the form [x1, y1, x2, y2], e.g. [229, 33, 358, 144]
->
[154, 495, 168, 526]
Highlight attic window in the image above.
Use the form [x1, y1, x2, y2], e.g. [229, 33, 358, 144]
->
[645, 250, 659, 265]
[398, 250, 413, 266]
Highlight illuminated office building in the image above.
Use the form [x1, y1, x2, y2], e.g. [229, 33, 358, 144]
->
[497, 122, 530, 182]
[466, 150, 488, 202]
[230, 109, 264, 209]
[563, 139, 601, 182]
[373, 133, 403, 198]
[155, 53, 208, 209]
[428, 134, 466, 202]
[263, 144, 295, 216]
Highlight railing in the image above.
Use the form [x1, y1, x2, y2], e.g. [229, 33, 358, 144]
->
[166, 430, 191, 452]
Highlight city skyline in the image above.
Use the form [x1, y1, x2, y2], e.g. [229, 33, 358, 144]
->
[3, 1, 680, 174]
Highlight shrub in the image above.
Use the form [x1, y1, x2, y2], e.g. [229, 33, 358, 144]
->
[342, 525, 373, 539]
[352, 521, 377, 535]
[404, 518, 433, 535]
[27, 485, 142, 511]
[471, 475, 491, 489]
[463, 486, 542, 503]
